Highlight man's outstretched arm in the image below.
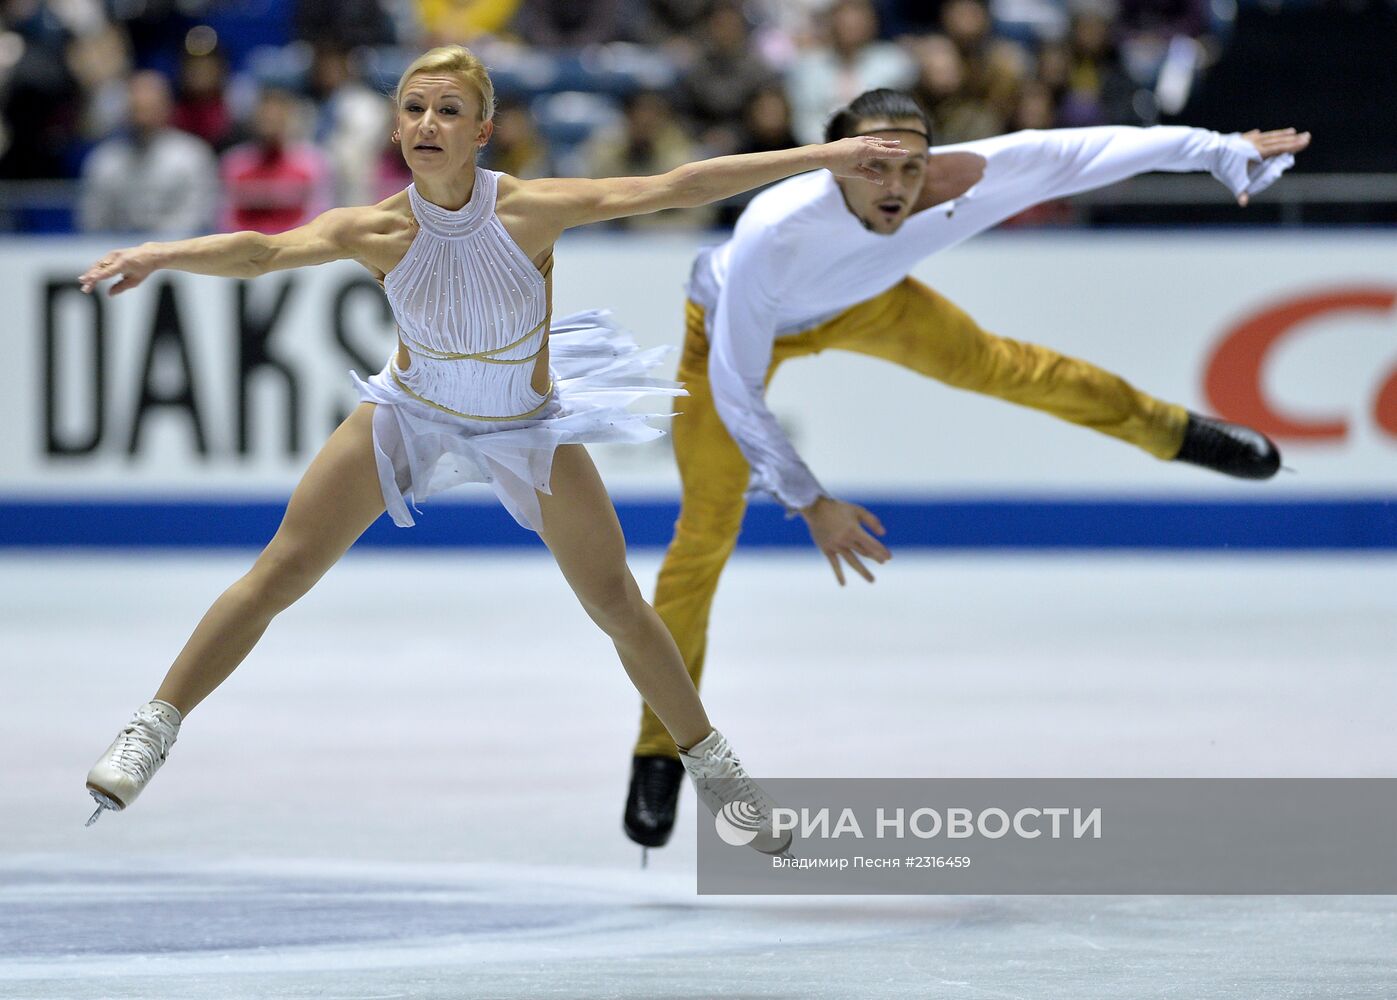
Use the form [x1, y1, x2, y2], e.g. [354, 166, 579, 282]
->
[906, 125, 1311, 245]
[707, 236, 892, 586]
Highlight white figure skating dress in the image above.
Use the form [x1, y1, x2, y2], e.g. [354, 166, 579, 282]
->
[350, 169, 681, 531]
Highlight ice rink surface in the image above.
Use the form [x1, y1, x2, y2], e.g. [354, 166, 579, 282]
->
[3, 549, 1395, 998]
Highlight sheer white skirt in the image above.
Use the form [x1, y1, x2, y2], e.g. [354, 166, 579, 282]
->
[349, 310, 683, 532]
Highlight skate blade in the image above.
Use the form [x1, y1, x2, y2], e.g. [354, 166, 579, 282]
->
[761, 836, 798, 861]
[85, 786, 125, 827]
[750, 824, 795, 856]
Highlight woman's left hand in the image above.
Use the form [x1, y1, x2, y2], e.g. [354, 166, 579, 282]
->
[819, 136, 909, 184]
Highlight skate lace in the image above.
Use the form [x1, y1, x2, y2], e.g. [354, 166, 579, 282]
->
[109, 720, 171, 779]
[699, 744, 770, 821]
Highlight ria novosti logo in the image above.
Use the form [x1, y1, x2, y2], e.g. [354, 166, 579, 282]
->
[714, 800, 765, 847]
[715, 803, 1103, 846]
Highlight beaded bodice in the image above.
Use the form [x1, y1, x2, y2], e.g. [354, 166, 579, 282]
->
[382, 170, 552, 421]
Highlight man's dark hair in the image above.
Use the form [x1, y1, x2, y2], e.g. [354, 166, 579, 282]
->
[824, 89, 932, 144]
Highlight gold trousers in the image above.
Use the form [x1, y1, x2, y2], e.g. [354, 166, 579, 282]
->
[634, 277, 1188, 757]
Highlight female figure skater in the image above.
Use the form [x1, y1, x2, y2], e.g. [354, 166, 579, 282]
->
[80, 44, 905, 851]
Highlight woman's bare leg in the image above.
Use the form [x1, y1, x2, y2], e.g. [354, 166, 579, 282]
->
[536, 444, 712, 750]
[152, 403, 387, 715]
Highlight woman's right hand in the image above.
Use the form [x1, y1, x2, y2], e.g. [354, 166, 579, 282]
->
[79, 244, 160, 295]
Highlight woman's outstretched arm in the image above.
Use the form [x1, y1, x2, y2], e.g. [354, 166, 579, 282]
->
[524, 136, 908, 234]
[78, 205, 373, 295]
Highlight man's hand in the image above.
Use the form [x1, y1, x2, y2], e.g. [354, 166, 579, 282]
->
[1234, 128, 1311, 206]
[79, 244, 160, 295]
[819, 136, 909, 184]
[800, 495, 891, 586]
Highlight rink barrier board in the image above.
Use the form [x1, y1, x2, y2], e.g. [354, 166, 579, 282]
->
[2, 497, 1394, 549]
[9, 234, 1397, 500]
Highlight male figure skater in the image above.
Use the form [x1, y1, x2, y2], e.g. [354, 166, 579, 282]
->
[624, 88, 1311, 848]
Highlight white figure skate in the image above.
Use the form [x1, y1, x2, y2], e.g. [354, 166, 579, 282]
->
[679, 730, 792, 855]
[85, 700, 182, 826]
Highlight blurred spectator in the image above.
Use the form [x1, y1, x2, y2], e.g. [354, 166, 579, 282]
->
[171, 48, 235, 153]
[1116, 0, 1210, 96]
[748, 0, 832, 49]
[67, 24, 134, 144]
[1057, 11, 1140, 126]
[107, 0, 199, 79]
[417, 0, 522, 45]
[1009, 77, 1056, 130]
[675, 0, 778, 155]
[987, 0, 1069, 47]
[304, 44, 392, 206]
[740, 86, 799, 155]
[484, 100, 551, 179]
[1001, 81, 1073, 225]
[1, 0, 67, 49]
[0, 0, 1338, 235]
[370, 130, 413, 204]
[220, 88, 331, 233]
[1035, 37, 1071, 101]
[78, 70, 217, 235]
[626, 0, 713, 50]
[584, 89, 713, 229]
[716, 84, 799, 226]
[910, 33, 1002, 144]
[942, 0, 993, 70]
[1118, 0, 1206, 40]
[515, 0, 622, 48]
[0, 0, 82, 180]
[786, 0, 916, 143]
[982, 34, 1033, 120]
[878, 0, 950, 38]
[735, 0, 830, 70]
[293, 0, 396, 48]
[941, 0, 1027, 124]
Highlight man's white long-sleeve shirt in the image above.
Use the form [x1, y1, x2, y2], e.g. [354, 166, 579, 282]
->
[685, 125, 1295, 509]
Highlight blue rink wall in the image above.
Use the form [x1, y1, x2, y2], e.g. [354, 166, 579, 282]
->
[4, 496, 1395, 549]
[5, 232, 1396, 549]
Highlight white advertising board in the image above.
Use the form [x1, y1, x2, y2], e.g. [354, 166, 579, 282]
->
[3, 232, 1394, 500]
